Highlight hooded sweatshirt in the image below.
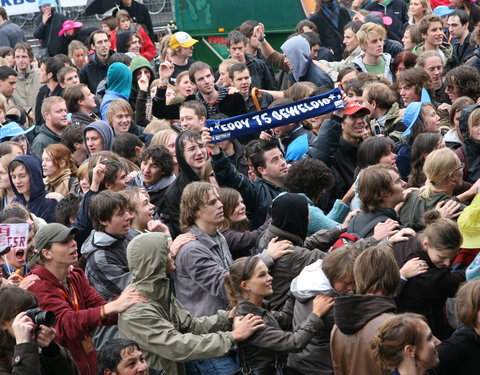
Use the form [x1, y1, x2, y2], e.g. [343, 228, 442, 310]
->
[281, 35, 333, 88]
[9, 155, 57, 223]
[84, 120, 114, 154]
[116, 30, 135, 54]
[131, 171, 176, 215]
[129, 55, 155, 107]
[288, 260, 339, 375]
[330, 294, 396, 375]
[118, 233, 235, 375]
[28, 266, 117, 375]
[164, 132, 202, 238]
[100, 62, 133, 120]
[456, 104, 480, 183]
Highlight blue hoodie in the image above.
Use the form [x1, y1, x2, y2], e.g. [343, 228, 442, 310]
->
[100, 62, 133, 120]
[9, 155, 58, 223]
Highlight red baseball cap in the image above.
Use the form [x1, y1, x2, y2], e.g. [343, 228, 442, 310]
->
[343, 101, 371, 116]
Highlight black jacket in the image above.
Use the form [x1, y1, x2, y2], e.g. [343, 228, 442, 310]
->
[365, 0, 408, 41]
[33, 9, 66, 56]
[34, 84, 63, 127]
[164, 132, 202, 238]
[307, 115, 359, 212]
[245, 54, 277, 90]
[308, 7, 351, 61]
[0, 341, 79, 375]
[393, 237, 466, 340]
[79, 51, 114, 95]
[456, 104, 480, 184]
[454, 33, 476, 65]
[429, 327, 480, 375]
[211, 150, 285, 230]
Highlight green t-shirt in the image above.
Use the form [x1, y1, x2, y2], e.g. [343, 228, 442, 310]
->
[364, 58, 386, 77]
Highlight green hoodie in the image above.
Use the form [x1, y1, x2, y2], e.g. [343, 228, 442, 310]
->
[412, 42, 455, 68]
[118, 233, 235, 375]
[130, 55, 155, 93]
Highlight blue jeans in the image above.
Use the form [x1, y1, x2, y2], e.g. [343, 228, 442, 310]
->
[185, 354, 239, 375]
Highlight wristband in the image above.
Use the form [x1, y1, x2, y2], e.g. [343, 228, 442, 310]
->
[165, 234, 173, 241]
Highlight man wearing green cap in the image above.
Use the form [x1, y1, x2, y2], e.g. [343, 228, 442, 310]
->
[28, 222, 146, 375]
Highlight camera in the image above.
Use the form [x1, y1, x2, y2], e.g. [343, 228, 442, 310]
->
[26, 308, 56, 327]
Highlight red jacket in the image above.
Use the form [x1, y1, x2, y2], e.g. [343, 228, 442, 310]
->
[28, 266, 117, 375]
[110, 27, 156, 61]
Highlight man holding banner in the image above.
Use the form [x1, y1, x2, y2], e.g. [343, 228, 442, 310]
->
[203, 88, 344, 228]
[204, 135, 287, 230]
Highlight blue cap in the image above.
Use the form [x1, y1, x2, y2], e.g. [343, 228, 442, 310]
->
[433, 5, 454, 17]
[38, 0, 58, 7]
[0, 122, 35, 141]
[401, 88, 432, 137]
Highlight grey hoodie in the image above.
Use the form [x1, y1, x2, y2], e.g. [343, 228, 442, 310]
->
[281, 35, 334, 88]
[84, 120, 114, 153]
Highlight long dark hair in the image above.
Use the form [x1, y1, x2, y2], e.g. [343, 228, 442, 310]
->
[407, 133, 442, 188]
[218, 187, 249, 232]
[0, 287, 38, 360]
[355, 137, 395, 178]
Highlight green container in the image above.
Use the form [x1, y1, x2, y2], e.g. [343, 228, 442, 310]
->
[174, 0, 311, 68]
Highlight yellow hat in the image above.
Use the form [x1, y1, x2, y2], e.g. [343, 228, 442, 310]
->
[458, 193, 480, 249]
[170, 32, 198, 49]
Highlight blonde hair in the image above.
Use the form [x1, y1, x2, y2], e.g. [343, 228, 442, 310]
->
[419, 148, 459, 198]
[357, 22, 387, 50]
[467, 107, 480, 140]
[144, 119, 171, 134]
[106, 98, 132, 126]
[41, 96, 65, 116]
[151, 129, 177, 147]
[408, 0, 432, 23]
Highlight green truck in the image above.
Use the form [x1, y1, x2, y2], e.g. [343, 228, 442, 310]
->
[172, 0, 315, 67]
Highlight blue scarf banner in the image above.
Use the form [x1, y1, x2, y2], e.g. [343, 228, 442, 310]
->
[205, 88, 344, 143]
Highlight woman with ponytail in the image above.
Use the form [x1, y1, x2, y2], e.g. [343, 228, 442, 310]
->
[224, 256, 333, 375]
[393, 210, 466, 339]
[400, 147, 479, 231]
[370, 313, 440, 375]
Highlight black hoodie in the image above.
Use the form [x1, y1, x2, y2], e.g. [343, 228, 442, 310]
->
[9, 155, 58, 223]
[163, 131, 202, 238]
[455, 104, 480, 184]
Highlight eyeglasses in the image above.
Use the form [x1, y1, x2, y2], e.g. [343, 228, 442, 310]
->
[185, 144, 206, 153]
[456, 162, 464, 171]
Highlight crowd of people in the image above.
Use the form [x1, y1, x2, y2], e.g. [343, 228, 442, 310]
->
[1, 0, 480, 374]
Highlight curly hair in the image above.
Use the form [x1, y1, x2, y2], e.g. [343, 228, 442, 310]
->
[284, 158, 334, 204]
[445, 66, 480, 102]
